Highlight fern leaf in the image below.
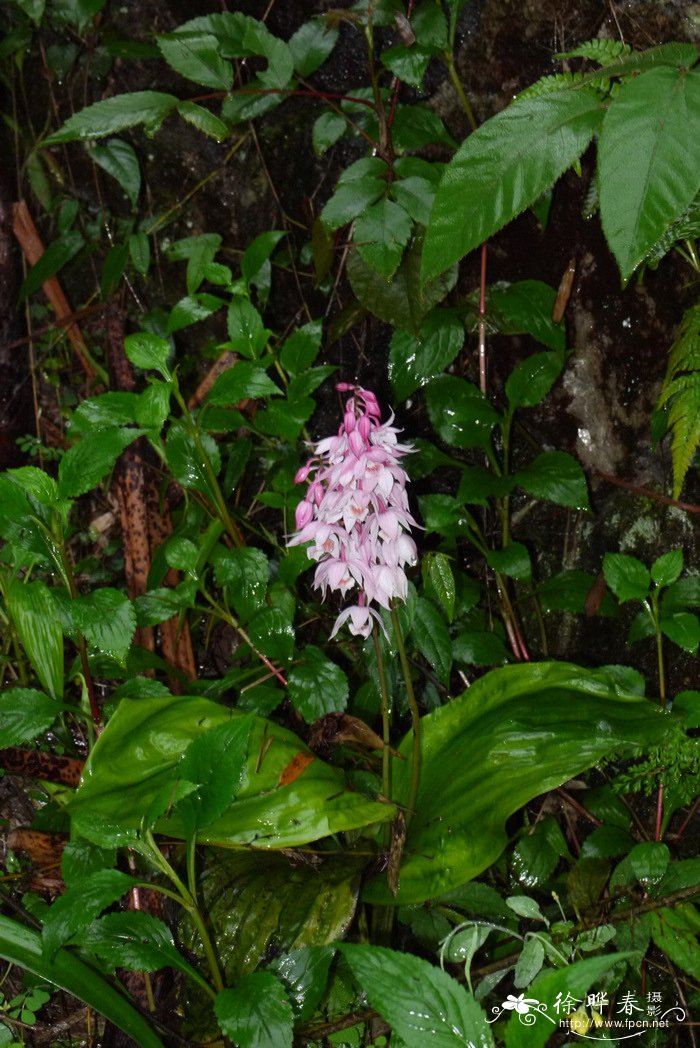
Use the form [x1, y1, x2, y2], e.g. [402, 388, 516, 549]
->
[645, 193, 700, 269]
[658, 300, 700, 496]
[515, 71, 591, 101]
[556, 39, 632, 64]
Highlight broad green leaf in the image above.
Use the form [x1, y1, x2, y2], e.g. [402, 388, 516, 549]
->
[208, 362, 280, 403]
[348, 234, 458, 333]
[389, 310, 464, 401]
[226, 298, 271, 358]
[340, 944, 493, 1048]
[603, 552, 651, 603]
[166, 232, 221, 294]
[166, 293, 223, 332]
[288, 18, 338, 77]
[514, 936, 545, 989]
[598, 67, 700, 280]
[90, 138, 140, 207]
[651, 548, 683, 587]
[488, 280, 566, 353]
[321, 177, 387, 230]
[453, 630, 509, 667]
[273, 947, 333, 1022]
[0, 688, 59, 747]
[426, 375, 500, 450]
[354, 198, 413, 278]
[100, 242, 129, 299]
[423, 89, 603, 280]
[538, 570, 616, 616]
[661, 611, 700, 653]
[364, 662, 671, 904]
[182, 853, 357, 987]
[58, 427, 144, 498]
[628, 842, 669, 885]
[213, 547, 269, 622]
[61, 839, 116, 887]
[241, 230, 286, 301]
[215, 972, 294, 1048]
[129, 231, 150, 275]
[280, 320, 323, 375]
[82, 912, 209, 992]
[312, 111, 346, 155]
[650, 905, 700, 981]
[177, 716, 253, 833]
[70, 588, 136, 664]
[70, 695, 394, 848]
[391, 175, 438, 225]
[514, 450, 589, 510]
[157, 31, 233, 89]
[183, 12, 294, 88]
[382, 45, 432, 89]
[19, 231, 84, 301]
[486, 543, 532, 580]
[423, 552, 456, 623]
[391, 105, 456, 151]
[164, 425, 220, 498]
[44, 91, 178, 143]
[7, 581, 63, 700]
[0, 915, 166, 1048]
[42, 869, 136, 957]
[71, 391, 140, 432]
[247, 607, 294, 664]
[255, 398, 315, 442]
[506, 352, 564, 410]
[176, 100, 229, 142]
[288, 646, 349, 722]
[504, 954, 636, 1048]
[411, 598, 452, 682]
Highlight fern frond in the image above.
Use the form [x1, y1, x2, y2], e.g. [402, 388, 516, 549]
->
[515, 72, 591, 101]
[645, 193, 700, 269]
[658, 300, 700, 496]
[556, 39, 632, 64]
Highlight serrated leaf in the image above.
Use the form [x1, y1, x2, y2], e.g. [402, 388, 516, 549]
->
[514, 450, 589, 510]
[208, 362, 280, 403]
[226, 297, 271, 358]
[628, 841, 669, 885]
[58, 427, 144, 498]
[42, 869, 136, 958]
[128, 231, 150, 276]
[661, 611, 700, 653]
[453, 631, 509, 667]
[603, 552, 651, 603]
[321, 177, 387, 230]
[650, 905, 700, 981]
[506, 351, 564, 409]
[514, 936, 545, 989]
[423, 552, 456, 622]
[341, 944, 493, 1048]
[312, 111, 346, 156]
[70, 588, 136, 664]
[273, 947, 334, 1022]
[599, 67, 700, 280]
[288, 646, 349, 722]
[288, 18, 338, 77]
[0, 688, 60, 747]
[215, 971, 294, 1048]
[82, 912, 209, 991]
[423, 89, 603, 280]
[157, 31, 233, 89]
[123, 332, 171, 378]
[486, 543, 532, 581]
[651, 548, 684, 587]
[213, 547, 269, 622]
[389, 310, 464, 401]
[176, 100, 229, 141]
[7, 582, 63, 700]
[177, 716, 253, 834]
[164, 425, 220, 497]
[182, 12, 294, 89]
[489, 280, 566, 352]
[411, 598, 452, 682]
[280, 320, 323, 375]
[44, 91, 178, 143]
[354, 198, 413, 278]
[91, 138, 140, 207]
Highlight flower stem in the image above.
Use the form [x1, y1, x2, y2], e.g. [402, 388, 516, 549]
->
[372, 624, 393, 835]
[390, 606, 421, 827]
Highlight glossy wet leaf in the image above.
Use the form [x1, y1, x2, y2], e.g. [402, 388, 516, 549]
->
[176, 716, 253, 835]
[215, 971, 293, 1048]
[70, 588, 136, 664]
[7, 581, 63, 700]
[423, 552, 456, 623]
[164, 425, 220, 497]
[90, 138, 140, 207]
[184, 12, 294, 89]
[19, 231, 84, 300]
[506, 352, 564, 410]
[340, 944, 493, 1048]
[660, 611, 700, 653]
[208, 362, 280, 403]
[423, 89, 603, 280]
[177, 100, 229, 142]
[486, 543, 532, 581]
[0, 915, 166, 1048]
[288, 645, 349, 722]
[82, 912, 209, 991]
[514, 451, 589, 510]
[280, 321, 323, 375]
[364, 663, 672, 904]
[389, 310, 464, 401]
[650, 905, 700, 981]
[628, 842, 669, 885]
[426, 376, 500, 451]
[603, 553, 651, 603]
[42, 869, 137, 958]
[59, 427, 144, 498]
[411, 598, 452, 682]
[123, 331, 171, 378]
[183, 852, 359, 986]
[273, 947, 334, 1021]
[599, 67, 700, 280]
[354, 198, 413, 278]
[213, 547, 269, 622]
[0, 688, 60, 747]
[45, 90, 178, 143]
[489, 280, 566, 353]
[288, 18, 338, 76]
[514, 936, 545, 989]
[70, 695, 394, 847]
[157, 31, 233, 89]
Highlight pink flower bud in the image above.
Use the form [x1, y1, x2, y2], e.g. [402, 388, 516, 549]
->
[336, 381, 355, 392]
[358, 415, 371, 440]
[294, 462, 313, 484]
[348, 430, 365, 457]
[344, 411, 356, 433]
[295, 499, 313, 529]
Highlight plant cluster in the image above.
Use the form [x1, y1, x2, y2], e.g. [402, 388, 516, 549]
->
[0, 1, 699, 1047]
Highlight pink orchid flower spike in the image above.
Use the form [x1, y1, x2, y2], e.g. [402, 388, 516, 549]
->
[288, 384, 417, 638]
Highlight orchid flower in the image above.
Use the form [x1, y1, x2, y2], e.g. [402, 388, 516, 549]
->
[288, 384, 417, 638]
